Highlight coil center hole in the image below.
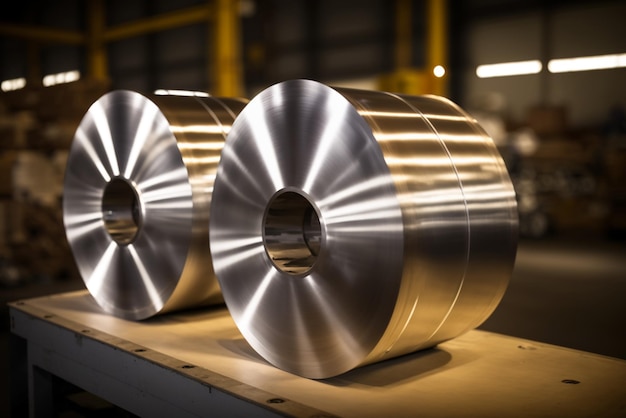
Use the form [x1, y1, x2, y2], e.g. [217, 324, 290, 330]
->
[263, 191, 321, 275]
[102, 177, 142, 245]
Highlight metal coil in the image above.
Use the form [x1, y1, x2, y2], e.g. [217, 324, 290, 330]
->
[209, 80, 518, 378]
[63, 90, 247, 320]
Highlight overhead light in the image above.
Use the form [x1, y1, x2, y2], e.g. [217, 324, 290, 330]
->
[433, 65, 446, 78]
[548, 53, 626, 73]
[43, 70, 80, 87]
[1, 77, 26, 92]
[154, 89, 210, 97]
[476, 60, 542, 78]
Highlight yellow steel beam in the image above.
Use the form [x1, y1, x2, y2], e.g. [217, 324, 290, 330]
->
[427, 0, 448, 96]
[103, 4, 212, 42]
[1, 3, 241, 93]
[0, 4, 213, 45]
[87, 0, 108, 81]
[0, 23, 85, 44]
[212, 0, 242, 97]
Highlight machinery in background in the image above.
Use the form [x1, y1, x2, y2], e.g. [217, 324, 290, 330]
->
[475, 102, 624, 239]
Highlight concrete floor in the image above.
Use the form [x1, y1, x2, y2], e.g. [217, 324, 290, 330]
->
[1, 234, 625, 416]
[479, 235, 626, 360]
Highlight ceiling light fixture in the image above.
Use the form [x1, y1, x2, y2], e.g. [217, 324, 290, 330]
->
[476, 60, 542, 78]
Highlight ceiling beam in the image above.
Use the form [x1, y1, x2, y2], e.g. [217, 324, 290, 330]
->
[103, 4, 213, 43]
[0, 23, 85, 44]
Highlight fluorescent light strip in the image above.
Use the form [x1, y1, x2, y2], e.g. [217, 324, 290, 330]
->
[154, 89, 210, 97]
[43, 70, 80, 87]
[548, 53, 626, 73]
[476, 60, 542, 78]
[1, 77, 26, 92]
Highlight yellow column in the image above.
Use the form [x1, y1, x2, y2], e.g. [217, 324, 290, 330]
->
[212, 0, 243, 97]
[381, 0, 431, 95]
[427, 0, 447, 96]
[88, 0, 108, 82]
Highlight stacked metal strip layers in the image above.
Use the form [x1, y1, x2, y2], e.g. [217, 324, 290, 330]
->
[63, 90, 247, 320]
[209, 79, 518, 378]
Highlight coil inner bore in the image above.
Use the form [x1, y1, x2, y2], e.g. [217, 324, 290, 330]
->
[263, 191, 321, 275]
[102, 177, 142, 245]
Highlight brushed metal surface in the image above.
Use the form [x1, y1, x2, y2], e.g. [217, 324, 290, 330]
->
[209, 80, 518, 378]
[63, 90, 247, 320]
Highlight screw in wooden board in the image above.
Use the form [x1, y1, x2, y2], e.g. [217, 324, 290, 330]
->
[561, 379, 581, 384]
[517, 344, 537, 350]
[267, 398, 285, 404]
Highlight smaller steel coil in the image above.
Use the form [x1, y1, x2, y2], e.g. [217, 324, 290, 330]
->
[63, 90, 247, 320]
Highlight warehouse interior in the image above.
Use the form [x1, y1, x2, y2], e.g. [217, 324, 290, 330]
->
[1, 0, 625, 416]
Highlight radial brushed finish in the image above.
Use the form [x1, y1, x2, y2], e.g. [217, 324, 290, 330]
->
[63, 90, 247, 320]
[209, 80, 518, 378]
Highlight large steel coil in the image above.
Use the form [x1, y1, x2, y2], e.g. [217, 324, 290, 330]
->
[209, 80, 518, 378]
[63, 90, 247, 320]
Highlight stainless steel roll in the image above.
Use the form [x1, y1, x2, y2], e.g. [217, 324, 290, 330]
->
[209, 80, 518, 378]
[63, 90, 247, 320]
